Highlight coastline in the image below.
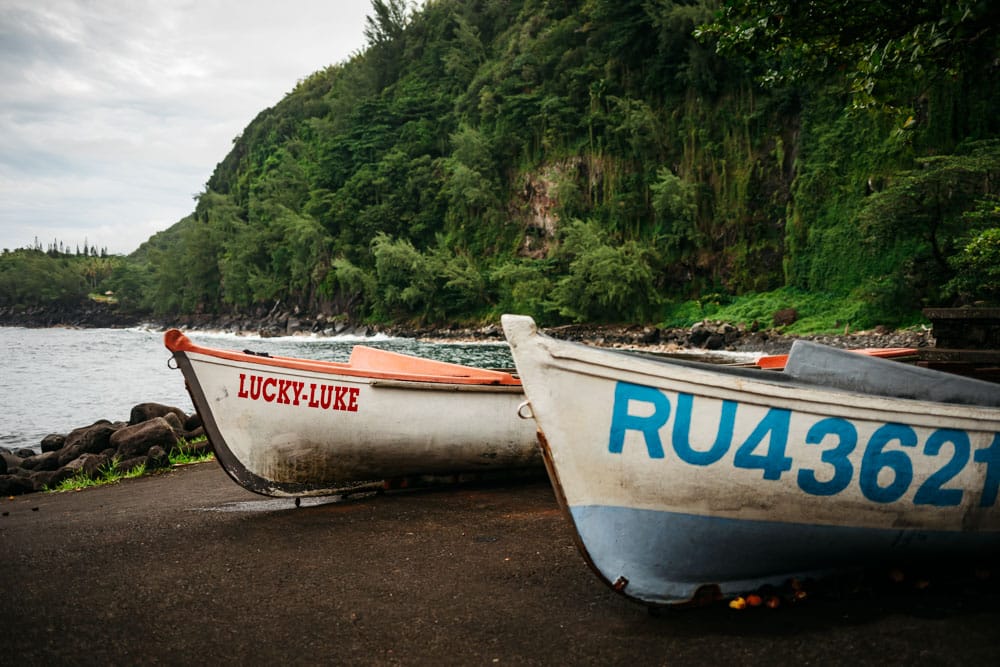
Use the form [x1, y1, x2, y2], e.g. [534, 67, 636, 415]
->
[0, 300, 934, 357]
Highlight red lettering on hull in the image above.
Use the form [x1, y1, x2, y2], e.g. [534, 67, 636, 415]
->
[236, 373, 361, 413]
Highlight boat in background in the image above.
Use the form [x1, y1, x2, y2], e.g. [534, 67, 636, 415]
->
[502, 314, 1000, 607]
[165, 330, 540, 497]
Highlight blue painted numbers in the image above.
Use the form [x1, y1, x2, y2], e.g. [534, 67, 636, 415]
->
[607, 381, 999, 508]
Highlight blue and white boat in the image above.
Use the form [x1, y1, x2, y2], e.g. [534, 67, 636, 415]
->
[501, 314, 1000, 606]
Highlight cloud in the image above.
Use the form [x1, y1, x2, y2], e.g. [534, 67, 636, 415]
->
[0, 0, 374, 254]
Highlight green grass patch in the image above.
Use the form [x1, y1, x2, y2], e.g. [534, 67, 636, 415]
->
[47, 436, 214, 492]
[88, 292, 118, 304]
[169, 436, 215, 466]
[659, 287, 927, 334]
[50, 456, 147, 492]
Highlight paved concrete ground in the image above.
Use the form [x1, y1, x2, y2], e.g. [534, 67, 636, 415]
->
[2, 462, 999, 666]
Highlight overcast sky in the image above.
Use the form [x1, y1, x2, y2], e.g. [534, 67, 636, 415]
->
[0, 0, 377, 255]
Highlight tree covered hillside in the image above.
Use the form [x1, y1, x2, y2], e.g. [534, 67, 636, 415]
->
[10, 0, 997, 331]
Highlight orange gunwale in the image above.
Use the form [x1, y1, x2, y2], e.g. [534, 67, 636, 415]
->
[756, 347, 919, 370]
[164, 328, 521, 386]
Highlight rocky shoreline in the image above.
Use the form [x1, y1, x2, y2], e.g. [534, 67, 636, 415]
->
[0, 300, 935, 355]
[0, 403, 206, 496]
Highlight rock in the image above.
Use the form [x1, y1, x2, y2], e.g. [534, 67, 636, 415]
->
[28, 467, 75, 491]
[704, 334, 726, 350]
[185, 426, 206, 441]
[0, 449, 22, 474]
[689, 322, 710, 347]
[162, 411, 185, 433]
[773, 308, 798, 327]
[58, 421, 120, 467]
[18, 450, 61, 472]
[110, 417, 180, 459]
[63, 453, 109, 478]
[0, 474, 36, 496]
[640, 327, 660, 344]
[184, 413, 202, 432]
[40, 434, 66, 452]
[147, 445, 171, 470]
[128, 403, 188, 426]
[115, 456, 150, 474]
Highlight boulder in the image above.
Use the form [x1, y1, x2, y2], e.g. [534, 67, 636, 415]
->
[58, 421, 120, 466]
[689, 322, 710, 347]
[162, 411, 185, 433]
[115, 456, 149, 474]
[28, 467, 75, 491]
[128, 403, 188, 427]
[704, 333, 725, 350]
[63, 453, 110, 478]
[0, 474, 36, 496]
[773, 308, 798, 327]
[110, 417, 180, 459]
[18, 450, 61, 472]
[147, 445, 171, 470]
[40, 434, 66, 452]
[0, 448, 22, 473]
[638, 327, 660, 344]
[109, 447, 167, 474]
[184, 412, 202, 432]
[185, 425, 206, 441]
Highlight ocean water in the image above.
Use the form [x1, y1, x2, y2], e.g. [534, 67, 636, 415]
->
[0, 326, 515, 453]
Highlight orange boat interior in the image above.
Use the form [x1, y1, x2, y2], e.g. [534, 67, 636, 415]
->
[163, 328, 521, 386]
[755, 347, 919, 370]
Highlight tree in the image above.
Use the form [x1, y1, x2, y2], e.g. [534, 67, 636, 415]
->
[701, 0, 1000, 112]
[944, 192, 1000, 305]
[549, 219, 659, 321]
[856, 140, 1000, 305]
[364, 0, 412, 88]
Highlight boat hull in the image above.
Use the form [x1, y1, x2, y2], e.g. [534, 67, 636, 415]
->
[167, 334, 540, 497]
[503, 315, 1000, 605]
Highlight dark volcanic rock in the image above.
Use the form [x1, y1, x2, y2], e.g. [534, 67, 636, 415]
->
[63, 453, 110, 478]
[6, 402, 198, 496]
[773, 308, 798, 327]
[111, 417, 180, 459]
[0, 474, 36, 496]
[40, 434, 65, 452]
[27, 467, 76, 492]
[0, 449, 23, 474]
[129, 403, 188, 427]
[58, 421, 120, 467]
[147, 445, 171, 470]
[18, 450, 61, 472]
[184, 413, 202, 432]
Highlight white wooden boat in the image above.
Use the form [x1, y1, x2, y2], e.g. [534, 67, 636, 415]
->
[165, 330, 540, 497]
[501, 314, 1000, 607]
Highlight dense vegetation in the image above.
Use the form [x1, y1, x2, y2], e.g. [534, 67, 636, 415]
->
[4, 0, 999, 331]
[0, 241, 122, 309]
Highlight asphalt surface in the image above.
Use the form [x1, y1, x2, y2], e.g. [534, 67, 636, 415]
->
[2, 462, 999, 666]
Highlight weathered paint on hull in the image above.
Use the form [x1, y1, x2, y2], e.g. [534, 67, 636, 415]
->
[167, 333, 541, 497]
[569, 504, 1000, 605]
[502, 314, 1000, 606]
